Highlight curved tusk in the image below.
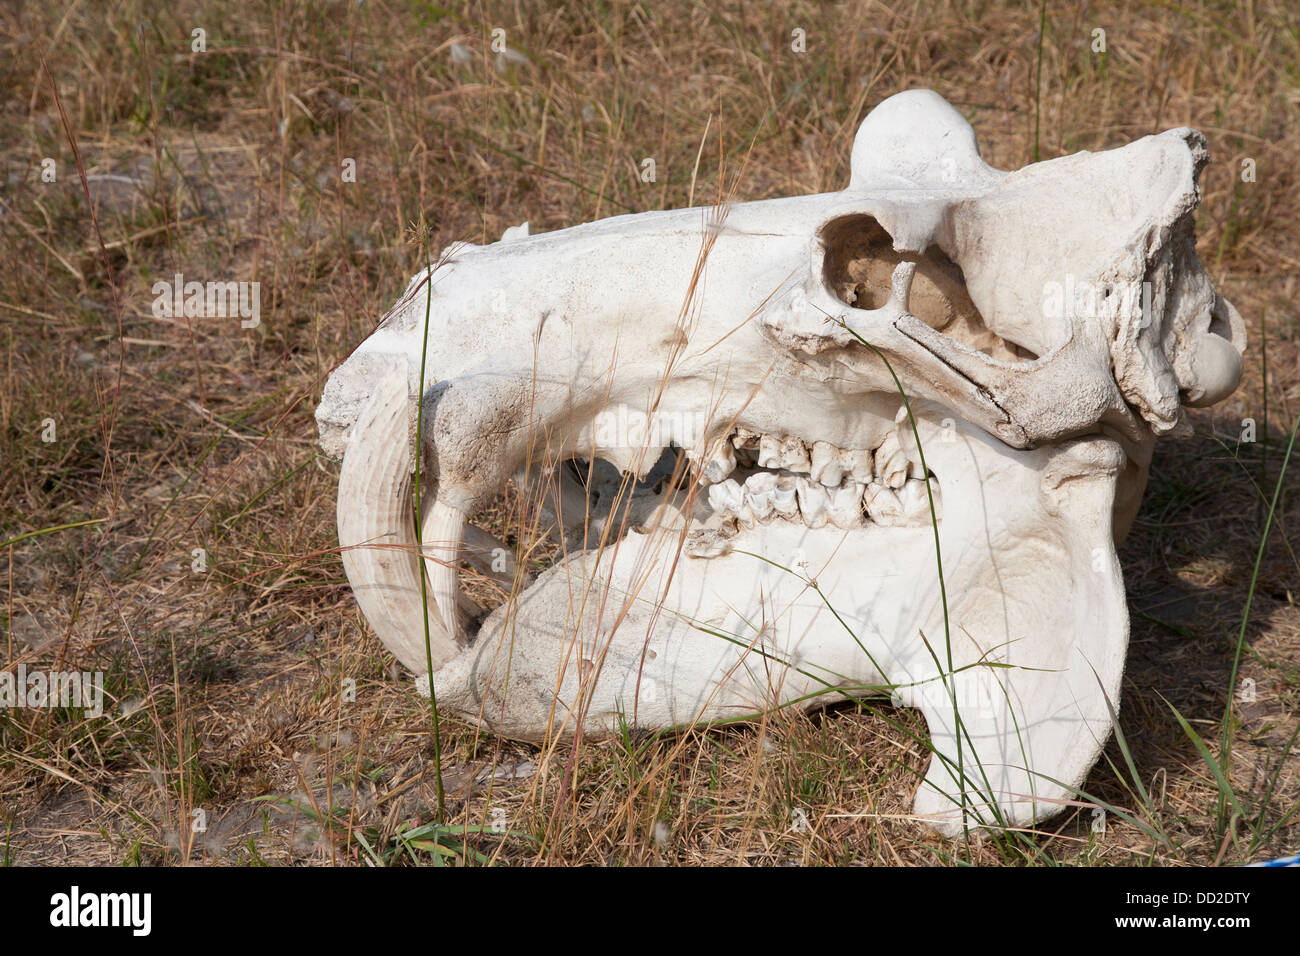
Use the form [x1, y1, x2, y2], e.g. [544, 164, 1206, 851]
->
[337, 364, 460, 673]
[418, 496, 468, 645]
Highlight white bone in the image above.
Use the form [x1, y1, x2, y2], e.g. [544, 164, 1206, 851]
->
[319, 89, 1245, 836]
[335, 361, 460, 673]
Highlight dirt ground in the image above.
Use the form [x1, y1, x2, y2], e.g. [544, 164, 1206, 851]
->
[1, 0, 1297, 865]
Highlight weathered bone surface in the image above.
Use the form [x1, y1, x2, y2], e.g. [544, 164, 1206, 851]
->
[317, 90, 1245, 835]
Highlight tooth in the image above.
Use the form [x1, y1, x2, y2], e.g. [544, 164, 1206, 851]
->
[900, 477, 939, 523]
[708, 478, 743, 515]
[702, 436, 736, 484]
[894, 404, 919, 454]
[876, 434, 910, 488]
[795, 478, 829, 529]
[875, 433, 896, 471]
[732, 428, 759, 468]
[779, 436, 810, 472]
[744, 472, 777, 522]
[891, 406, 924, 476]
[884, 451, 909, 488]
[810, 441, 843, 487]
[828, 483, 864, 529]
[772, 475, 798, 518]
[420, 499, 468, 642]
[758, 434, 783, 469]
[863, 481, 905, 526]
[843, 448, 873, 483]
[899, 479, 927, 522]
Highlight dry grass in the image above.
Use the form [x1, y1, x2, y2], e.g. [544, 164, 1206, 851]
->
[1, 0, 1297, 865]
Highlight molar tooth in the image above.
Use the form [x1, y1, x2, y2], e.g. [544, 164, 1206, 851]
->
[758, 434, 783, 469]
[810, 441, 843, 487]
[707, 478, 743, 515]
[779, 436, 811, 472]
[795, 478, 829, 529]
[843, 448, 873, 483]
[745, 497, 773, 522]
[899, 478, 929, 523]
[863, 481, 905, 527]
[891, 406, 924, 475]
[900, 477, 940, 524]
[884, 450, 909, 489]
[875, 433, 910, 488]
[730, 428, 759, 468]
[874, 432, 896, 470]
[772, 475, 798, 518]
[828, 483, 865, 529]
[701, 436, 736, 484]
[743, 472, 777, 522]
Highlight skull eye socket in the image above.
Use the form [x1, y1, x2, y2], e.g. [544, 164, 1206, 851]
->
[820, 214, 1038, 362]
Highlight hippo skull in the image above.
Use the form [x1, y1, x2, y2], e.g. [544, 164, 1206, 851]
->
[316, 90, 1245, 835]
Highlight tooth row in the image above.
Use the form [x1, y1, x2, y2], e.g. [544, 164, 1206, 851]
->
[696, 420, 926, 507]
[699, 431, 875, 487]
[708, 473, 866, 530]
[707, 471, 940, 531]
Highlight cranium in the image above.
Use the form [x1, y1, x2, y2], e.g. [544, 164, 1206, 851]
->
[316, 90, 1245, 835]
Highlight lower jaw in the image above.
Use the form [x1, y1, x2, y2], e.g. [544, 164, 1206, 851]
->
[425, 420, 1132, 833]
[438, 518, 932, 738]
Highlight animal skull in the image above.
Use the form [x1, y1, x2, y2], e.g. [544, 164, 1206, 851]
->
[317, 90, 1245, 835]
